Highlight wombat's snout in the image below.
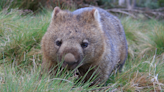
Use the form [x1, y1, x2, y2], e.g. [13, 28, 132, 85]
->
[64, 53, 77, 68]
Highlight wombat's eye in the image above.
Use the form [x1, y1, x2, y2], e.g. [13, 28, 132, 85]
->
[81, 39, 89, 48]
[55, 39, 62, 46]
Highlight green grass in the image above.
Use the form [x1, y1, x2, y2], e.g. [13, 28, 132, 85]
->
[0, 9, 50, 67]
[0, 9, 164, 91]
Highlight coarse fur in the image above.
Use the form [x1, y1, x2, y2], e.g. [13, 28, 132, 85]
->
[41, 6, 128, 84]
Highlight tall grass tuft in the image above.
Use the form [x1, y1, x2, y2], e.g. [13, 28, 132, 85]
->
[137, 20, 164, 58]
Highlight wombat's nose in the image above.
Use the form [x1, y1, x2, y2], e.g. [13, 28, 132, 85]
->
[64, 53, 77, 65]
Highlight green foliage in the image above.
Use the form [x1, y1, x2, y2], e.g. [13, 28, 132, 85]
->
[158, 0, 164, 7]
[98, 0, 163, 9]
[97, 0, 116, 8]
[1, 0, 164, 12]
[0, 0, 11, 11]
[2, 0, 42, 11]
[144, 0, 159, 9]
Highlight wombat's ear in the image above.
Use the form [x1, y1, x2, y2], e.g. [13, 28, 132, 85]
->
[91, 9, 101, 23]
[52, 7, 61, 18]
[51, 7, 70, 22]
[83, 8, 101, 23]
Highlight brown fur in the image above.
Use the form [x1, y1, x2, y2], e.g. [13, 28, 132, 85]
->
[41, 6, 128, 84]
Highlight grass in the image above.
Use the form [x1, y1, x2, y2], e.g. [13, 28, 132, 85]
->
[0, 9, 50, 67]
[0, 9, 164, 91]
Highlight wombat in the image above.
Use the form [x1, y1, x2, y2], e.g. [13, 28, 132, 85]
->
[41, 6, 128, 84]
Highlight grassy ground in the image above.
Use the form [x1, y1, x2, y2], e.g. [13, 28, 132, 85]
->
[0, 9, 164, 91]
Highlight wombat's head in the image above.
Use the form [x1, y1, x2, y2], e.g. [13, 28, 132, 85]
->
[42, 7, 105, 70]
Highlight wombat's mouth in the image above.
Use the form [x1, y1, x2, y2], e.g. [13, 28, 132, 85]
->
[62, 60, 81, 70]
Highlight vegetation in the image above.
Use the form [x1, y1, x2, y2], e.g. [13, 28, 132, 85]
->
[1, 0, 164, 12]
[0, 0, 164, 91]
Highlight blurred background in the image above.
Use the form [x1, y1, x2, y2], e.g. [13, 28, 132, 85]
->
[0, 0, 164, 19]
